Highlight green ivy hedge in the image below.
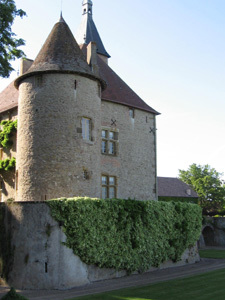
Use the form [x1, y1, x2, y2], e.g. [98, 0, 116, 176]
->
[48, 198, 202, 273]
[0, 120, 17, 149]
[1, 287, 29, 300]
[0, 157, 16, 171]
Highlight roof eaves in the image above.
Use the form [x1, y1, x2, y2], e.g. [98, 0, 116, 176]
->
[102, 97, 160, 115]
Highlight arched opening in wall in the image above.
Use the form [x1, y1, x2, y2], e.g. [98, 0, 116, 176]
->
[202, 226, 215, 246]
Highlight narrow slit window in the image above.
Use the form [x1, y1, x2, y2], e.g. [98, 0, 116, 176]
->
[129, 108, 134, 119]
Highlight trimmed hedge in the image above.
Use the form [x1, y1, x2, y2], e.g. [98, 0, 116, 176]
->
[159, 196, 198, 204]
[48, 198, 202, 273]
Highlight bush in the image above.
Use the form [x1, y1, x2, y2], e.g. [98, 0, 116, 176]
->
[48, 198, 202, 273]
[1, 287, 29, 300]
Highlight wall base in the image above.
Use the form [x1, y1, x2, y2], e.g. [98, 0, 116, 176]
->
[0, 202, 200, 290]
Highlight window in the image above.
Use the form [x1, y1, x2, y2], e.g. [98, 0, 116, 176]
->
[35, 75, 43, 87]
[129, 108, 134, 119]
[98, 83, 101, 97]
[102, 175, 117, 199]
[101, 129, 118, 155]
[82, 117, 91, 141]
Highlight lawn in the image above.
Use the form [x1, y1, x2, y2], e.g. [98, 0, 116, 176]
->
[67, 268, 225, 300]
[199, 249, 225, 259]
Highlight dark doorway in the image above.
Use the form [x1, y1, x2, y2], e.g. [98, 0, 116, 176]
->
[202, 226, 214, 246]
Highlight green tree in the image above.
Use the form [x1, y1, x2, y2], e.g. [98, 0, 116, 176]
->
[179, 164, 225, 215]
[0, 0, 26, 78]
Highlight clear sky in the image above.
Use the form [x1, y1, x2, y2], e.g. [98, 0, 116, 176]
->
[1, 0, 225, 179]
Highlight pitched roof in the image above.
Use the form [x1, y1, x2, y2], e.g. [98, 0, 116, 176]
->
[98, 56, 159, 114]
[0, 82, 18, 113]
[15, 17, 106, 89]
[0, 51, 159, 115]
[0, 16, 159, 115]
[76, 0, 110, 58]
[80, 44, 159, 114]
[157, 177, 198, 198]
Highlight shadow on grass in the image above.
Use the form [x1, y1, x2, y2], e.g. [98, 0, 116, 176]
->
[67, 268, 225, 300]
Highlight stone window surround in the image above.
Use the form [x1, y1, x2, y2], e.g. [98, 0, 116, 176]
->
[101, 174, 117, 199]
[81, 117, 92, 141]
[101, 127, 119, 156]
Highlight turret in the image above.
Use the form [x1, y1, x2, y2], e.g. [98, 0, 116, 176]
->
[82, 0, 93, 16]
[76, 0, 110, 63]
[15, 17, 105, 201]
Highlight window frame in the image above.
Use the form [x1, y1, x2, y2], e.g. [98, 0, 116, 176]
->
[81, 117, 91, 141]
[129, 108, 135, 119]
[101, 175, 117, 199]
[101, 128, 118, 156]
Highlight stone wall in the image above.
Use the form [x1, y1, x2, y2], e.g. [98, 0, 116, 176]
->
[0, 202, 200, 290]
[0, 80, 158, 202]
[101, 101, 157, 200]
[200, 217, 225, 247]
[17, 73, 101, 201]
[0, 108, 17, 202]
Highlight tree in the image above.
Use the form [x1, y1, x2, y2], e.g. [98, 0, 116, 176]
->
[179, 164, 225, 215]
[0, 0, 26, 78]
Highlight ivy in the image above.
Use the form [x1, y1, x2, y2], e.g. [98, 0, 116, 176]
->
[0, 287, 29, 300]
[0, 120, 17, 149]
[48, 198, 202, 273]
[0, 157, 16, 171]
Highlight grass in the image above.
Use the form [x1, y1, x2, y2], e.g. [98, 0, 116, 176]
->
[66, 250, 225, 300]
[199, 249, 225, 259]
[66, 268, 225, 300]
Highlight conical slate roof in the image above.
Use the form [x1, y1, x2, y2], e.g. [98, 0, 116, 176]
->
[15, 17, 106, 88]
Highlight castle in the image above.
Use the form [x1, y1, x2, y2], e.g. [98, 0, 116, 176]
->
[0, 3, 202, 290]
[0, 0, 159, 202]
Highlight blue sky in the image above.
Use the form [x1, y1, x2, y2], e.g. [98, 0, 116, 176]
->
[1, 0, 225, 179]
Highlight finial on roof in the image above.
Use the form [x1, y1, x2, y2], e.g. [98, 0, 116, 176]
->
[59, 11, 65, 23]
[75, 0, 110, 58]
[82, 0, 93, 16]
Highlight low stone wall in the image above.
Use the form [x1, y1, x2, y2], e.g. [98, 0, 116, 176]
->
[200, 217, 225, 247]
[0, 202, 200, 290]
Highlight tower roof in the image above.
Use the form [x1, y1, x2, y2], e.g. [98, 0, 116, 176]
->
[15, 16, 106, 89]
[76, 0, 110, 58]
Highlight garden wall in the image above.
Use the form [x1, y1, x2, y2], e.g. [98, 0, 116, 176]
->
[200, 217, 225, 247]
[0, 201, 201, 290]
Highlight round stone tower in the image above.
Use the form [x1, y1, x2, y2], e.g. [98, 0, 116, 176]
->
[15, 16, 106, 201]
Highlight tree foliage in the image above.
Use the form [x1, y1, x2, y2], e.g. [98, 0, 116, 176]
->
[0, 0, 26, 78]
[179, 164, 225, 215]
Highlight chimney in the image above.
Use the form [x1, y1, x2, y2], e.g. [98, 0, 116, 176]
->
[87, 42, 99, 76]
[20, 58, 33, 75]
